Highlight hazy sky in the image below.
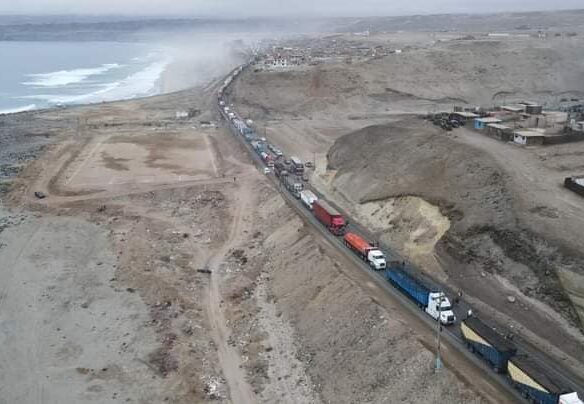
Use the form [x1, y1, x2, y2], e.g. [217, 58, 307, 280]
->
[1, 0, 583, 17]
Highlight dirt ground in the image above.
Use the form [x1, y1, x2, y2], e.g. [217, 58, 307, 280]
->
[232, 33, 584, 383]
[0, 68, 514, 404]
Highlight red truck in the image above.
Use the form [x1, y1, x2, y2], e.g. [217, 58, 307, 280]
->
[343, 232, 387, 270]
[313, 200, 346, 235]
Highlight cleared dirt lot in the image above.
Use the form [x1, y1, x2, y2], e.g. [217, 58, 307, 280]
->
[63, 134, 219, 190]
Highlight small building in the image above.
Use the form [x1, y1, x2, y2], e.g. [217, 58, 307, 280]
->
[523, 114, 547, 128]
[513, 130, 545, 145]
[452, 111, 479, 123]
[523, 111, 567, 129]
[542, 111, 568, 125]
[565, 176, 584, 197]
[474, 117, 502, 130]
[501, 105, 525, 114]
[518, 102, 543, 115]
[486, 123, 513, 141]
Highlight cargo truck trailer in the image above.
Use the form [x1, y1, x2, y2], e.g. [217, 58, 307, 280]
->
[385, 265, 455, 325]
[460, 317, 517, 373]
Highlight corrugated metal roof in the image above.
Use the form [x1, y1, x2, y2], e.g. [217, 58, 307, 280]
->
[475, 117, 502, 123]
[487, 123, 512, 130]
[502, 105, 525, 112]
[453, 111, 479, 118]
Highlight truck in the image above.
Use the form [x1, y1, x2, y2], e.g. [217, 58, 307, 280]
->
[312, 200, 346, 235]
[343, 232, 386, 270]
[560, 393, 584, 404]
[384, 265, 456, 325]
[283, 175, 303, 198]
[460, 317, 517, 373]
[290, 156, 304, 174]
[508, 355, 581, 404]
[261, 152, 273, 166]
[274, 161, 289, 178]
[300, 190, 318, 210]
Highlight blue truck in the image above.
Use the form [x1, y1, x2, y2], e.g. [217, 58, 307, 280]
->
[460, 317, 517, 373]
[507, 355, 580, 404]
[384, 265, 456, 325]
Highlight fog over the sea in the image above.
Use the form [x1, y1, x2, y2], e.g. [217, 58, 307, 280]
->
[0, 0, 583, 17]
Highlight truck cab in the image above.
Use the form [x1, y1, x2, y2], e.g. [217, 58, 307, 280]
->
[293, 183, 303, 198]
[425, 292, 456, 325]
[331, 217, 346, 235]
[367, 249, 386, 270]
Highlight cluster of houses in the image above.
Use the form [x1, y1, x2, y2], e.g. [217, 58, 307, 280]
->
[258, 39, 401, 70]
[452, 102, 584, 146]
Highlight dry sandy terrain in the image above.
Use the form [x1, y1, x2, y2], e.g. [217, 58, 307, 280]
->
[0, 70, 514, 403]
[232, 32, 584, 382]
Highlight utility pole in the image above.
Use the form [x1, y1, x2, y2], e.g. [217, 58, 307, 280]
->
[435, 294, 443, 371]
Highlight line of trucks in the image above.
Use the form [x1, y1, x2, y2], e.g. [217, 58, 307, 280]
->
[218, 63, 583, 404]
[299, 189, 457, 325]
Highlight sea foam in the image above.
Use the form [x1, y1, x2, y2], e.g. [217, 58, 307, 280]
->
[23, 57, 172, 105]
[23, 63, 122, 88]
[0, 104, 37, 115]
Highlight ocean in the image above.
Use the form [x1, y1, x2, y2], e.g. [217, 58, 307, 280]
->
[0, 41, 173, 114]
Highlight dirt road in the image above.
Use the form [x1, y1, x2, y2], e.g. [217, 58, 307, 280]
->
[206, 178, 256, 404]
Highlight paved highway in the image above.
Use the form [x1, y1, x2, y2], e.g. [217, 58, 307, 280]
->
[218, 62, 584, 402]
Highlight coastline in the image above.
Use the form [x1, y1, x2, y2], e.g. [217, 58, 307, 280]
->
[0, 54, 239, 117]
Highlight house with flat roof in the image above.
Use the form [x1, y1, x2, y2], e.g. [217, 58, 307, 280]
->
[486, 123, 513, 141]
[513, 130, 544, 145]
[474, 117, 502, 130]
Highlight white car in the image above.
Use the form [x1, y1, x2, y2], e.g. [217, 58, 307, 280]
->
[263, 167, 271, 174]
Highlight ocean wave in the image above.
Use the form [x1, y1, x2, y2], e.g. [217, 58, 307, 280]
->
[22, 57, 172, 105]
[22, 63, 122, 88]
[0, 104, 37, 115]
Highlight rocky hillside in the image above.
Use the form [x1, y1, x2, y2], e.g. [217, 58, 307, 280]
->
[320, 120, 584, 365]
[234, 37, 584, 120]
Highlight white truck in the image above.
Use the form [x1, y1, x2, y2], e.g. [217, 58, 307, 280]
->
[300, 190, 318, 210]
[560, 392, 584, 404]
[343, 232, 387, 270]
[426, 292, 456, 325]
[386, 266, 456, 325]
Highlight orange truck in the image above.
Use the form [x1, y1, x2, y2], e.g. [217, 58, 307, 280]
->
[343, 232, 386, 270]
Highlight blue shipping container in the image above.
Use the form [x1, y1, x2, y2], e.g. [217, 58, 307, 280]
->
[385, 267, 430, 307]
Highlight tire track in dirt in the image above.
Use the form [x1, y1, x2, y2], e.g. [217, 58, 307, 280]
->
[205, 178, 256, 404]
